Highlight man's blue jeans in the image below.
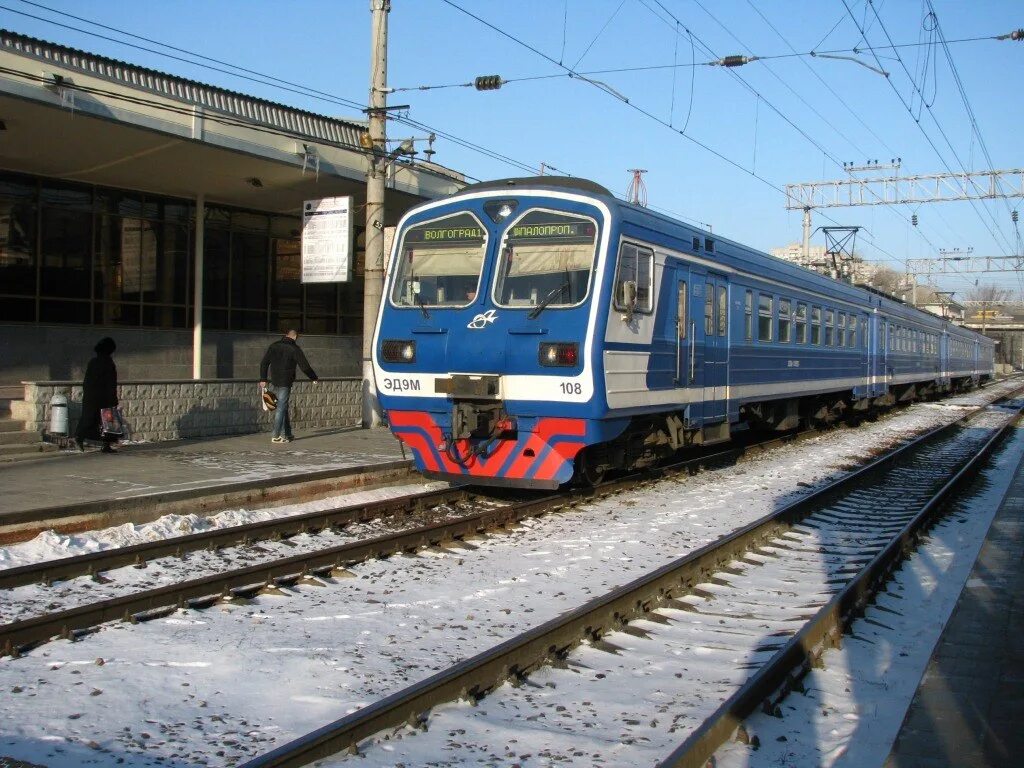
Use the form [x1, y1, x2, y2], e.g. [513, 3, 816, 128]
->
[272, 385, 292, 439]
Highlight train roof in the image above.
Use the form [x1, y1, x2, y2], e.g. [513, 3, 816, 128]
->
[438, 177, 992, 345]
[455, 176, 612, 197]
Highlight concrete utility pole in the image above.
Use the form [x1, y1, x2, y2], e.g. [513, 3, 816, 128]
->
[362, 0, 389, 428]
[801, 207, 811, 265]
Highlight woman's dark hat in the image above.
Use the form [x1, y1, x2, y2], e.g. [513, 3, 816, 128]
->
[262, 389, 278, 411]
[94, 337, 116, 355]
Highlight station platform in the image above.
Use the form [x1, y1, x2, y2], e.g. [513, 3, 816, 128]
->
[887, 452, 1024, 768]
[0, 426, 412, 544]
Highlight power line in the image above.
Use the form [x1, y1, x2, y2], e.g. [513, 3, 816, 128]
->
[437, 0, 914, 269]
[636, 0, 941, 268]
[0, 0, 553, 178]
[388, 34, 1006, 91]
[848, 0, 1017, 258]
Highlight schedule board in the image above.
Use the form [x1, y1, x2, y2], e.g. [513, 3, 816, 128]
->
[301, 196, 353, 283]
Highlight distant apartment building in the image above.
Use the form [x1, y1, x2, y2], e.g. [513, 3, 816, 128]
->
[770, 242, 879, 285]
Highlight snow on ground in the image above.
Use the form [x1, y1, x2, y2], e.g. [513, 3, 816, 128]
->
[711, 425, 1024, 768]
[318, 417, 1023, 768]
[0, 387, 1017, 767]
[0, 481, 448, 572]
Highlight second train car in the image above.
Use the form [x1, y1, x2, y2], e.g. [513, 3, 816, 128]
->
[372, 177, 995, 489]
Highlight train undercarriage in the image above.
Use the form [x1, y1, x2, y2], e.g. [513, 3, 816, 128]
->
[567, 375, 990, 486]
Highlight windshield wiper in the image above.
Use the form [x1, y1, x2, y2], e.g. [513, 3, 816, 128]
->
[528, 280, 570, 320]
[413, 293, 430, 319]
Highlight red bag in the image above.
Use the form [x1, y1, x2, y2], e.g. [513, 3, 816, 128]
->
[100, 407, 125, 437]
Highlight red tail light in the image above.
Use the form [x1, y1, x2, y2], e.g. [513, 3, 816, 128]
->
[539, 342, 579, 367]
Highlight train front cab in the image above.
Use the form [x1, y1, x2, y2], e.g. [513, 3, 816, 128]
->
[373, 188, 617, 489]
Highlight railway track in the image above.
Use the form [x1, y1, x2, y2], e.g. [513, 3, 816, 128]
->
[0, 383, 1016, 661]
[0, 383, 1013, 648]
[235, 391, 1023, 767]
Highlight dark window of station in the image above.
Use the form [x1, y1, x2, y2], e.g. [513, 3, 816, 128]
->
[0, 196, 38, 295]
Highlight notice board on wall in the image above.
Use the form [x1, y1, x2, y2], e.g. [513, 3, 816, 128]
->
[301, 196, 353, 283]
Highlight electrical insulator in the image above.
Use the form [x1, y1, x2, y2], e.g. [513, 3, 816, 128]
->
[474, 75, 503, 91]
[911, 214, 918, 226]
[1013, 210, 1019, 224]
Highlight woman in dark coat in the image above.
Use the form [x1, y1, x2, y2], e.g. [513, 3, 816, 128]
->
[75, 337, 119, 453]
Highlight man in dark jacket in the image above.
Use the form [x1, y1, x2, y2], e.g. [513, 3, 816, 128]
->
[259, 330, 318, 443]
[75, 337, 119, 453]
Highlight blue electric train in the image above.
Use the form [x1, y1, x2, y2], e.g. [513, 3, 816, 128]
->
[372, 177, 995, 489]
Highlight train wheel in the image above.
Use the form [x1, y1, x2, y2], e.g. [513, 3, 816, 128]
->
[572, 448, 606, 487]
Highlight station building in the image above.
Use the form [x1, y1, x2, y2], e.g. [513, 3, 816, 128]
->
[0, 30, 465, 447]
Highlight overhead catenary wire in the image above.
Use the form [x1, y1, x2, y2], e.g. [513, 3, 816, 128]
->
[0, 0, 553, 178]
[388, 32, 1006, 92]
[848, 0, 1018, 259]
[437, 0, 915, 270]
[636, 0, 942, 270]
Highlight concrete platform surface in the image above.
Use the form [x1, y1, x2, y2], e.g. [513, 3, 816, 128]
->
[887, 454, 1024, 768]
[0, 426, 408, 520]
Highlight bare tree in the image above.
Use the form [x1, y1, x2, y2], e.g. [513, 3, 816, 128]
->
[864, 266, 906, 297]
[966, 284, 1014, 304]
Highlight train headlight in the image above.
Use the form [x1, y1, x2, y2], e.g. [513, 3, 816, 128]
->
[539, 342, 579, 367]
[381, 339, 416, 363]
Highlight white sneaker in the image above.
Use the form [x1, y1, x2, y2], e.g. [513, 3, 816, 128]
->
[271, 436, 286, 443]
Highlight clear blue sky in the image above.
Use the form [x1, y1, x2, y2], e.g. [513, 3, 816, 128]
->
[2, 0, 1021, 300]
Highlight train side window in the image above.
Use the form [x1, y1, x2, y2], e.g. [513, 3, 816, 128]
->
[795, 303, 808, 343]
[677, 282, 688, 339]
[850, 315, 859, 347]
[717, 285, 727, 336]
[692, 237, 701, 251]
[613, 242, 653, 312]
[705, 237, 715, 253]
[778, 299, 792, 343]
[837, 313, 846, 347]
[704, 282, 714, 335]
[825, 309, 835, 346]
[744, 290, 753, 342]
[811, 306, 821, 345]
[758, 294, 773, 342]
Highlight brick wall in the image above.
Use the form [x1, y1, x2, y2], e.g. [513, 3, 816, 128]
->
[14, 378, 363, 442]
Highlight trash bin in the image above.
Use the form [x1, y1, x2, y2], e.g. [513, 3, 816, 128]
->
[49, 393, 68, 436]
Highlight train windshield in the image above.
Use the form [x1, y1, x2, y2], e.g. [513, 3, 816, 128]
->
[390, 212, 487, 307]
[493, 210, 597, 310]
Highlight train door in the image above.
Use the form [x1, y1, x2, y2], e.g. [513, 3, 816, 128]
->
[704, 273, 729, 421]
[883, 321, 892, 383]
[674, 274, 693, 388]
[869, 311, 882, 396]
[860, 312, 870, 393]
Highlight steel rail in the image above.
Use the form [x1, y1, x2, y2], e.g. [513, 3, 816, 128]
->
[1, 385, 1012, 662]
[0, 445, 732, 658]
[0, 424, 800, 592]
[237, 390, 1023, 768]
[3, 382, 1004, 592]
[658, 400, 1024, 768]
[0, 486, 478, 590]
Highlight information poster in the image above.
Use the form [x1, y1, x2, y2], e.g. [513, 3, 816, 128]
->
[301, 196, 353, 283]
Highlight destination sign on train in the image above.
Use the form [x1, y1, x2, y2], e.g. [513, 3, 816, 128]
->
[406, 225, 484, 244]
[510, 221, 595, 240]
